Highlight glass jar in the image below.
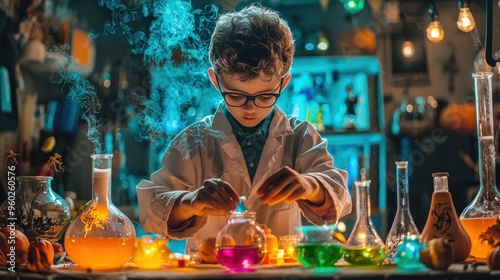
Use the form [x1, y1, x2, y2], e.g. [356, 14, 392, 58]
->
[460, 71, 500, 259]
[215, 211, 266, 272]
[294, 225, 343, 268]
[385, 161, 419, 262]
[64, 154, 136, 269]
[343, 178, 387, 266]
[0, 176, 71, 242]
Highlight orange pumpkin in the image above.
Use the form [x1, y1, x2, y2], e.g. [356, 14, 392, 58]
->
[338, 28, 376, 54]
[25, 239, 54, 272]
[0, 227, 30, 266]
[487, 244, 500, 270]
[439, 103, 477, 133]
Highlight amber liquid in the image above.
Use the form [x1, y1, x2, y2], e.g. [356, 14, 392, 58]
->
[65, 237, 135, 269]
[460, 218, 497, 259]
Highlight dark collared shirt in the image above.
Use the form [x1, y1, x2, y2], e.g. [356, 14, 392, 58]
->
[224, 106, 274, 182]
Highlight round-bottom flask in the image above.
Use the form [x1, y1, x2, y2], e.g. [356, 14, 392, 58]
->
[64, 154, 136, 269]
[343, 178, 387, 266]
[0, 176, 71, 242]
[459, 72, 500, 259]
[215, 210, 266, 272]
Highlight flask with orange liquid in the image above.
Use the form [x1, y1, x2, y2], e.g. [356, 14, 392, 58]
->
[459, 72, 500, 259]
[65, 154, 136, 269]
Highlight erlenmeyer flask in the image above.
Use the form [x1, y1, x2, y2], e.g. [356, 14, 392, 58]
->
[64, 154, 136, 269]
[385, 161, 419, 262]
[460, 71, 500, 259]
[343, 178, 387, 266]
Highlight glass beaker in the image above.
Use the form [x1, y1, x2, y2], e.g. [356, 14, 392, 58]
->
[460, 71, 500, 259]
[64, 154, 136, 269]
[294, 225, 344, 268]
[215, 211, 266, 272]
[385, 161, 420, 262]
[343, 179, 387, 266]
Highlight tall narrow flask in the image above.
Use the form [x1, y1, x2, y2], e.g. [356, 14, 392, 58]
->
[385, 161, 420, 262]
[65, 154, 136, 269]
[343, 177, 387, 266]
[460, 71, 500, 259]
[421, 172, 471, 262]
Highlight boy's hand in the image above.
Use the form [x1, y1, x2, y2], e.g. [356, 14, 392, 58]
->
[257, 166, 323, 206]
[181, 178, 240, 216]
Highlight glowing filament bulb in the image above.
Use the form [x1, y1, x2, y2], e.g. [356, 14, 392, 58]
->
[426, 21, 444, 43]
[457, 7, 475, 32]
[401, 41, 415, 58]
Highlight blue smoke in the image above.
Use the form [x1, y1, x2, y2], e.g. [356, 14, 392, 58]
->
[95, 0, 220, 149]
[52, 45, 103, 154]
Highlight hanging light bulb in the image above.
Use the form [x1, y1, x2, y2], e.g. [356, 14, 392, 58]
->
[401, 41, 415, 58]
[341, 0, 365, 14]
[457, 0, 475, 32]
[426, 2, 444, 43]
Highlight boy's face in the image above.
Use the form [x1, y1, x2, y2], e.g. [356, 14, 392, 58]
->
[208, 70, 291, 128]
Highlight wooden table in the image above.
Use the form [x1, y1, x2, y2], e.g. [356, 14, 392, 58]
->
[1, 263, 499, 280]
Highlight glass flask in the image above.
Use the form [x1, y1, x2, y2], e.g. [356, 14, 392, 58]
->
[460, 71, 500, 259]
[294, 225, 343, 268]
[215, 206, 266, 272]
[385, 161, 420, 262]
[343, 178, 387, 266]
[0, 176, 71, 242]
[393, 234, 427, 270]
[64, 154, 136, 269]
[421, 172, 471, 262]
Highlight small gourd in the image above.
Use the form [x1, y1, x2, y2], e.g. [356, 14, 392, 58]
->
[25, 239, 54, 272]
[487, 243, 500, 270]
[419, 238, 454, 270]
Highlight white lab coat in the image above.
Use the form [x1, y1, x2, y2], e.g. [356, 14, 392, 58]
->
[136, 103, 352, 251]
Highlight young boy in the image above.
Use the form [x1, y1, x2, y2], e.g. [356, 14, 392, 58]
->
[136, 4, 352, 252]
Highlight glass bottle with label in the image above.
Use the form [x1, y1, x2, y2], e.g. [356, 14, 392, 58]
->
[421, 172, 471, 262]
[343, 176, 387, 265]
[460, 71, 500, 259]
[385, 161, 420, 262]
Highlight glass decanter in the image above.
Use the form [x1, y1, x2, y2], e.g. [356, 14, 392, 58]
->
[343, 177, 387, 266]
[215, 198, 266, 272]
[460, 71, 500, 259]
[385, 161, 419, 262]
[0, 176, 71, 242]
[65, 154, 136, 269]
[421, 172, 471, 262]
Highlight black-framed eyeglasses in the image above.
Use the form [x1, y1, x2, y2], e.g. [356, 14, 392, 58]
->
[215, 74, 283, 108]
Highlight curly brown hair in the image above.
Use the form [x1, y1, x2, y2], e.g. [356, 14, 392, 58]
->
[209, 4, 294, 82]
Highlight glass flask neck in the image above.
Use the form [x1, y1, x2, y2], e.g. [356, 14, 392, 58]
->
[20, 176, 53, 192]
[395, 161, 410, 210]
[432, 172, 449, 192]
[91, 154, 113, 202]
[355, 180, 372, 220]
[472, 72, 499, 202]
